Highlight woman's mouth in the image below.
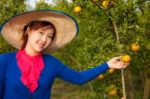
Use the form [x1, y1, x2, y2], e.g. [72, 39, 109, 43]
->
[38, 43, 45, 48]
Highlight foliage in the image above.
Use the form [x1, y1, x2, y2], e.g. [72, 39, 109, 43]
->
[49, 0, 150, 98]
[0, 0, 27, 53]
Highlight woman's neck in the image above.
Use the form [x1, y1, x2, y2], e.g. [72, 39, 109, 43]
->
[24, 47, 41, 57]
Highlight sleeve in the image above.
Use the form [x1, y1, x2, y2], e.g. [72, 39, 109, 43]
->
[56, 62, 109, 85]
[0, 54, 6, 98]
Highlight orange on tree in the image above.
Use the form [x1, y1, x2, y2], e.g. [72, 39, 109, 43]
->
[97, 74, 105, 80]
[74, 6, 81, 13]
[101, 0, 116, 9]
[108, 68, 115, 74]
[102, 0, 110, 9]
[121, 55, 131, 63]
[131, 43, 140, 52]
[108, 89, 117, 96]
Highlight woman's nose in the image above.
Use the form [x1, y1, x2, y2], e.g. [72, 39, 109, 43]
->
[41, 35, 47, 43]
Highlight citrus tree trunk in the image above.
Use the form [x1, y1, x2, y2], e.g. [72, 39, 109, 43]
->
[125, 69, 134, 99]
[143, 70, 150, 99]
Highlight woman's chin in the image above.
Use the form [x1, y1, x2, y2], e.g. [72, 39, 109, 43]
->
[34, 47, 43, 53]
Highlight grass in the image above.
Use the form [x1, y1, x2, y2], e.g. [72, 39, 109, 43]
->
[51, 78, 96, 99]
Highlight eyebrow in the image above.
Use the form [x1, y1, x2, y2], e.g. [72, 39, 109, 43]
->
[48, 33, 54, 36]
[40, 28, 54, 33]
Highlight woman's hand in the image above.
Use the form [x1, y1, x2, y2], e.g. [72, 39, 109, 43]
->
[107, 56, 130, 69]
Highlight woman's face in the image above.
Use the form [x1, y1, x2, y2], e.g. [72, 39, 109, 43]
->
[26, 27, 54, 54]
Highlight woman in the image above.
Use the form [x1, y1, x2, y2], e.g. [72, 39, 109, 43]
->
[0, 10, 129, 99]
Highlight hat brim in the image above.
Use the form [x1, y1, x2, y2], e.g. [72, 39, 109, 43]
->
[0, 10, 79, 53]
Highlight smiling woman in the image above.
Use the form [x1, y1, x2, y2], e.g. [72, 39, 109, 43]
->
[22, 21, 56, 55]
[0, 10, 129, 99]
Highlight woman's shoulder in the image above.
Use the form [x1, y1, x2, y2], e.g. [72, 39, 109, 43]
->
[0, 51, 16, 58]
[42, 54, 64, 66]
[0, 52, 16, 64]
[42, 54, 60, 61]
[0, 52, 16, 70]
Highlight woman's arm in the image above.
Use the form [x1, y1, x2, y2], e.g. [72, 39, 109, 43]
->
[56, 56, 129, 85]
[0, 54, 6, 98]
[56, 62, 109, 85]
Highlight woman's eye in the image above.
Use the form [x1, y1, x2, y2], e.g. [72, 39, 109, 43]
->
[48, 35, 53, 38]
[39, 32, 44, 34]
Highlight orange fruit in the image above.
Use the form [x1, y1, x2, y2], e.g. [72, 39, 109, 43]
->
[108, 89, 117, 96]
[121, 55, 131, 62]
[108, 68, 115, 74]
[74, 6, 81, 13]
[102, 0, 109, 9]
[97, 74, 105, 80]
[131, 43, 140, 52]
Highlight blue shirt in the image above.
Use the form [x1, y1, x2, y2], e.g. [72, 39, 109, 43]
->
[0, 52, 109, 99]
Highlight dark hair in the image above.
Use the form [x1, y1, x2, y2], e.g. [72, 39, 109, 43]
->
[21, 21, 56, 49]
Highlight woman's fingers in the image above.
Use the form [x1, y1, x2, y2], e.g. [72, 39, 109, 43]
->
[115, 56, 130, 68]
[108, 56, 130, 69]
[122, 62, 130, 69]
[114, 56, 122, 61]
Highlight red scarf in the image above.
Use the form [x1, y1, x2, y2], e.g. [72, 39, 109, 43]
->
[16, 49, 44, 93]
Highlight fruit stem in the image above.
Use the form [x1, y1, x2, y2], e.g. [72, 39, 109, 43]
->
[121, 69, 127, 99]
[108, 11, 120, 44]
[108, 10, 127, 99]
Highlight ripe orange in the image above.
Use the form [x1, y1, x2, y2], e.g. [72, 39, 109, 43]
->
[108, 68, 115, 74]
[102, 0, 109, 9]
[108, 89, 117, 96]
[131, 43, 140, 52]
[97, 74, 105, 80]
[121, 55, 131, 62]
[74, 6, 81, 13]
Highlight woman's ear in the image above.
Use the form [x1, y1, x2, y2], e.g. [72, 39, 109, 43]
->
[26, 27, 31, 36]
[26, 31, 30, 36]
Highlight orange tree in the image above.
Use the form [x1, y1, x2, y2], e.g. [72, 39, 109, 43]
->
[0, 0, 26, 53]
[47, 0, 150, 99]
